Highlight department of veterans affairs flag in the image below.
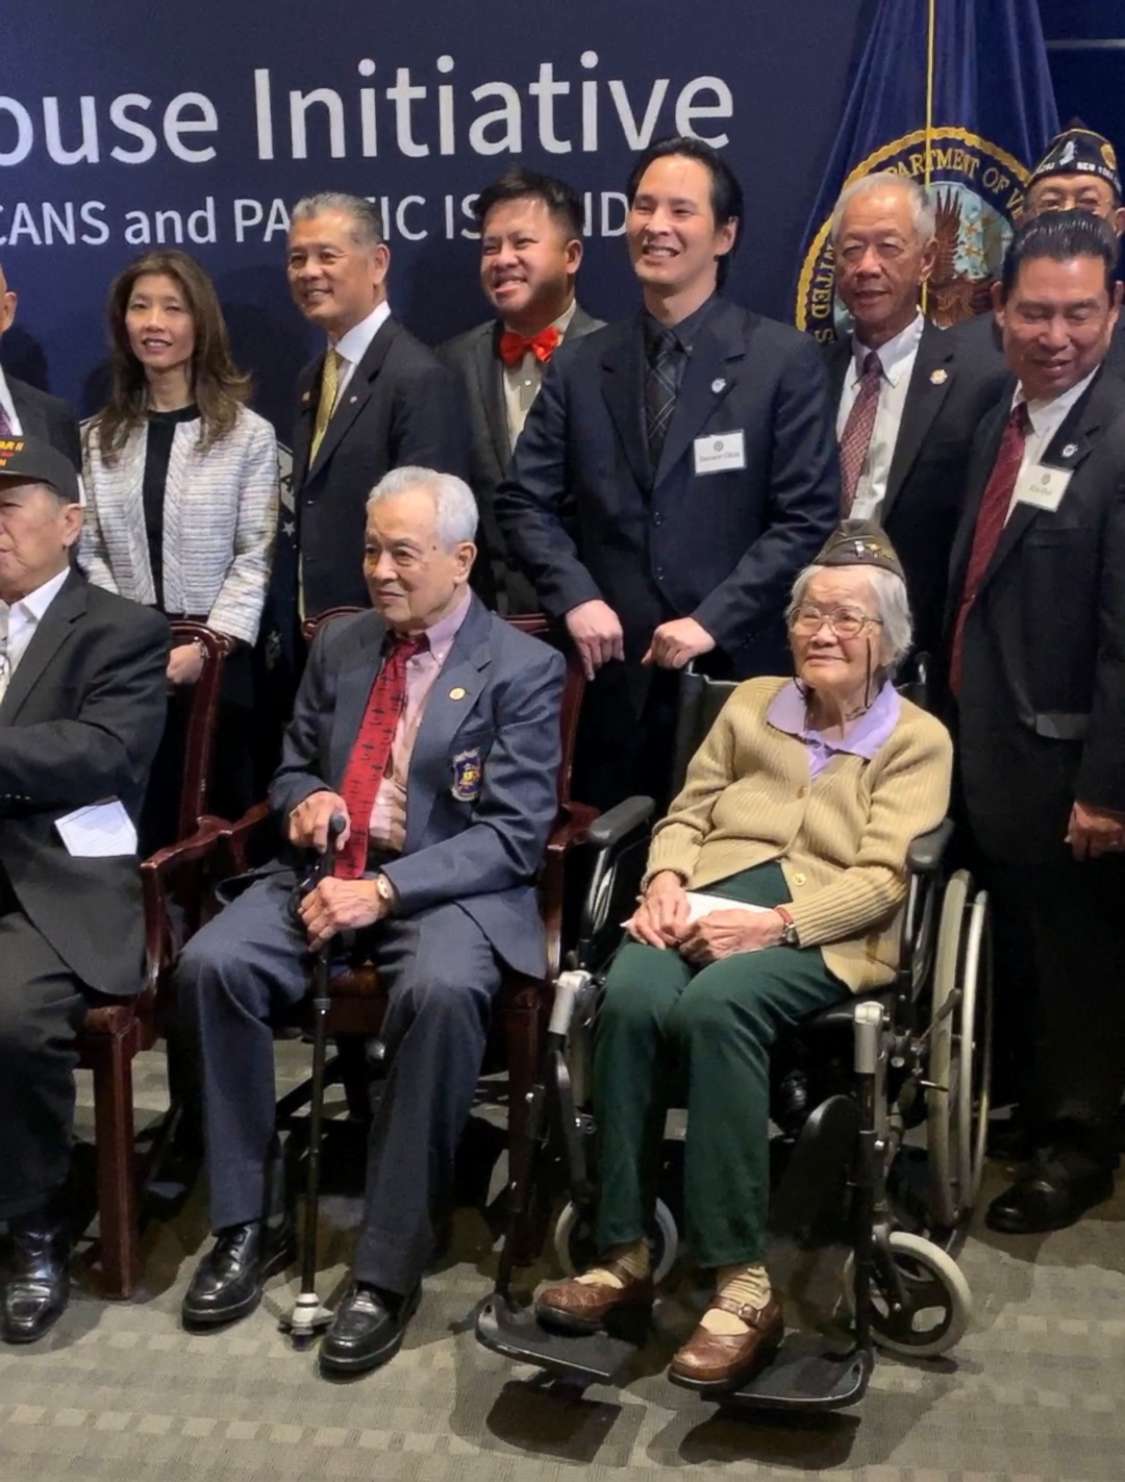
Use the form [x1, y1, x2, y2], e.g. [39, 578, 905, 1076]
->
[795, 0, 1058, 339]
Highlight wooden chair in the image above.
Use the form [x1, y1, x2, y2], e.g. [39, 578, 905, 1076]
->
[76, 621, 232, 1298]
[214, 608, 594, 1262]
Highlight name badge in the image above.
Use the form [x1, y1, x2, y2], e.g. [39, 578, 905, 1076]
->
[693, 430, 746, 476]
[1014, 462, 1073, 514]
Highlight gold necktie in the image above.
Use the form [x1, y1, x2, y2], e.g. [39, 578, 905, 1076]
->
[309, 348, 342, 464]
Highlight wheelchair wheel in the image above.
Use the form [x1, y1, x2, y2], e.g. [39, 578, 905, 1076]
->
[554, 1198, 678, 1285]
[927, 872, 992, 1230]
[843, 1231, 972, 1357]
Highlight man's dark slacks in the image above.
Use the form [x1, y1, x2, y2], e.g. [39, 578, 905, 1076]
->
[177, 871, 501, 1294]
[0, 893, 89, 1220]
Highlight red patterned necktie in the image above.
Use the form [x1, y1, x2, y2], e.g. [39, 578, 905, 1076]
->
[948, 401, 1031, 697]
[498, 324, 561, 367]
[838, 350, 883, 513]
[334, 631, 429, 879]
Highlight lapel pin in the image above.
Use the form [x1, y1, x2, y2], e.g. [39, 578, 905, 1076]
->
[349, 395, 357, 404]
[930, 368, 948, 385]
[449, 686, 467, 701]
[711, 377, 727, 395]
[1061, 442, 1078, 458]
[301, 391, 311, 405]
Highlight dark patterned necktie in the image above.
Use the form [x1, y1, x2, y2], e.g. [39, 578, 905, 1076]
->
[645, 328, 681, 468]
[334, 631, 429, 878]
[948, 401, 1031, 696]
[838, 350, 882, 513]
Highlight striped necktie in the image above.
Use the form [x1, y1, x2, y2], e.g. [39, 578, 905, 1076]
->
[645, 328, 681, 470]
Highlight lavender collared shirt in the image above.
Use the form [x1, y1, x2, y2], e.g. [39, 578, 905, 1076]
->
[767, 678, 901, 779]
[368, 588, 473, 851]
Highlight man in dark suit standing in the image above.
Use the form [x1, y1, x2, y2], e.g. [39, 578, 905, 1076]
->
[281, 193, 466, 627]
[178, 466, 564, 1377]
[496, 137, 838, 808]
[440, 169, 603, 612]
[0, 437, 167, 1343]
[0, 263, 81, 468]
[824, 173, 1007, 659]
[948, 211, 1125, 1234]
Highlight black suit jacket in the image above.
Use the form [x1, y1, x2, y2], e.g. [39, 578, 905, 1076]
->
[0, 572, 168, 996]
[439, 304, 604, 611]
[947, 368, 1125, 863]
[495, 297, 839, 689]
[824, 319, 1008, 656]
[6, 373, 81, 469]
[290, 315, 468, 617]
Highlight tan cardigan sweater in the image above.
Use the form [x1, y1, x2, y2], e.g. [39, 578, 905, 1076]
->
[645, 677, 954, 993]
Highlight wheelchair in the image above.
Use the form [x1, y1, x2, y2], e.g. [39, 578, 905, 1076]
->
[476, 664, 992, 1412]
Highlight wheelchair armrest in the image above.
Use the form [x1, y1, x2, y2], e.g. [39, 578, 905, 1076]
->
[584, 795, 655, 850]
[906, 818, 954, 877]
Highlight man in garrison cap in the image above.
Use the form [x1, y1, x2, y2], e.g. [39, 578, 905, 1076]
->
[960, 122, 1125, 377]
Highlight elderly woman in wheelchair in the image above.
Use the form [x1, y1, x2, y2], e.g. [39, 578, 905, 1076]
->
[534, 525, 953, 1393]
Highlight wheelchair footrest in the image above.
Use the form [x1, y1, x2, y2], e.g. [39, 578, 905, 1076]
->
[719, 1333, 873, 1412]
[475, 1293, 648, 1386]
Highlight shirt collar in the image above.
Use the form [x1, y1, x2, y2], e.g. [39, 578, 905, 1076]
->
[1014, 365, 1100, 440]
[331, 299, 392, 366]
[1, 564, 70, 622]
[767, 677, 901, 760]
[853, 312, 924, 389]
[643, 293, 718, 356]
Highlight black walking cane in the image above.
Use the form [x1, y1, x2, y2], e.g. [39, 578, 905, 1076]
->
[285, 810, 347, 1343]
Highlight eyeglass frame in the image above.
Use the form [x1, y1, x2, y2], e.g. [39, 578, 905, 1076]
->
[787, 603, 885, 641]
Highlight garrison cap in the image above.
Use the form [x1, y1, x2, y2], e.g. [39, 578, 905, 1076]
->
[815, 519, 905, 581]
[1029, 122, 1121, 199]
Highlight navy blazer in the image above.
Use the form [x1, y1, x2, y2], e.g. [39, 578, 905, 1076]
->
[495, 297, 839, 681]
[7, 373, 81, 469]
[268, 594, 565, 978]
[824, 318, 1008, 657]
[947, 367, 1125, 862]
[0, 572, 168, 996]
[289, 316, 468, 617]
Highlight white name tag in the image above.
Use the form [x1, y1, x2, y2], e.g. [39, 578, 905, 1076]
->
[55, 799, 138, 858]
[693, 430, 746, 475]
[1014, 461, 1073, 514]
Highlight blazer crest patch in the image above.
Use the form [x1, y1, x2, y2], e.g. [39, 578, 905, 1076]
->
[451, 748, 483, 802]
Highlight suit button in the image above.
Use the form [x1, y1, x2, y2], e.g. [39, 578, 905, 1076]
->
[797, 785, 808, 798]
[305, 498, 314, 507]
[653, 512, 663, 526]
[793, 871, 807, 886]
[654, 566, 665, 580]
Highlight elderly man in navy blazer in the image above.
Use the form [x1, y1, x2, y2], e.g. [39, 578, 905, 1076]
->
[496, 136, 838, 808]
[177, 466, 564, 1376]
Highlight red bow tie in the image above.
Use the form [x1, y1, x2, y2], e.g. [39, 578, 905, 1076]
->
[498, 325, 562, 367]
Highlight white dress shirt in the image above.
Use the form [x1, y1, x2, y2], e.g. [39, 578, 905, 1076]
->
[1006, 367, 1099, 520]
[502, 298, 577, 445]
[836, 312, 925, 519]
[331, 300, 393, 401]
[0, 564, 70, 696]
[0, 365, 23, 436]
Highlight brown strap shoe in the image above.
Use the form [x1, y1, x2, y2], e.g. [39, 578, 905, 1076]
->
[667, 1294, 784, 1391]
[535, 1260, 654, 1334]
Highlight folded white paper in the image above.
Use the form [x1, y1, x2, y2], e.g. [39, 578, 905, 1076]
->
[55, 799, 138, 857]
[684, 891, 767, 924]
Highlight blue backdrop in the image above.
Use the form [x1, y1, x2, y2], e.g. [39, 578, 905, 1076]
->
[3, 0, 879, 429]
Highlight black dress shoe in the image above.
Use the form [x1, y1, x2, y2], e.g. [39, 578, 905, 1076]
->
[181, 1220, 293, 1328]
[987, 1154, 1114, 1234]
[2, 1216, 71, 1344]
[319, 1282, 421, 1375]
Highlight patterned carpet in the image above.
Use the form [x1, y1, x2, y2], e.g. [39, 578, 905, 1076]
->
[2, 1044, 1124, 1482]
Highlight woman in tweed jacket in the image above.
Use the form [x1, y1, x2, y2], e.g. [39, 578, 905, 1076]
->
[80, 249, 279, 826]
[537, 523, 953, 1393]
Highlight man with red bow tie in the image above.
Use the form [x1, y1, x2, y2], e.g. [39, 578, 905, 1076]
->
[440, 170, 603, 612]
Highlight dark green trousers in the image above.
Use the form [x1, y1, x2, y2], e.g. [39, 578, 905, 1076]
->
[593, 863, 847, 1267]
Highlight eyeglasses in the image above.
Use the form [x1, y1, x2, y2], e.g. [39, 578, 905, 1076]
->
[789, 604, 883, 640]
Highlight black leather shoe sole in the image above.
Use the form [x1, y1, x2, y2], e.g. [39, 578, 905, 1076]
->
[319, 1285, 421, 1376]
[986, 1172, 1114, 1234]
[181, 1236, 295, 1329]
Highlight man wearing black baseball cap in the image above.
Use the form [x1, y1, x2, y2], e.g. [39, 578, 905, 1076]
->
[0, 435, 167, 1344]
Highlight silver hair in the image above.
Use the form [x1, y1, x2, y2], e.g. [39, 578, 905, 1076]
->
[290, 192, 385, 248]
[366, 465, 479, 547]
[786, 562, 914, 676]
[830, 171, 936, 245]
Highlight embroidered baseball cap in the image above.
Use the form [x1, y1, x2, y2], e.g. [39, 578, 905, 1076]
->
[0, 435, 80, 503]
